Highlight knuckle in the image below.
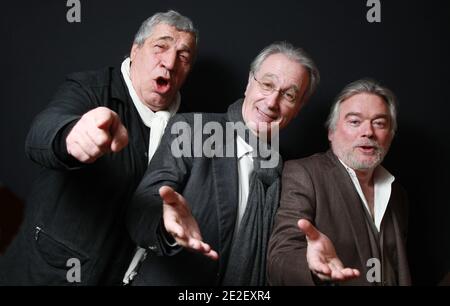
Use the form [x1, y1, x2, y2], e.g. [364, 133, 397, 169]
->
[91, 147, 103, 158]
[97, 134, 110, 146]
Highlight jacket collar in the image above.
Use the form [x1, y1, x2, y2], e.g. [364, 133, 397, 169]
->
[110, 65, 131, 103]
[325, 149, 374, 267]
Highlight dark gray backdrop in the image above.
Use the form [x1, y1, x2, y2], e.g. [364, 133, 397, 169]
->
[1, 0, 449, 285]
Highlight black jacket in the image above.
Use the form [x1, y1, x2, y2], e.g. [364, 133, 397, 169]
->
[0, 67, 150, 285]
[126, 111, 240, 286]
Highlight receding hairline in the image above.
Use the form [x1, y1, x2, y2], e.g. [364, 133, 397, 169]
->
[136, 23, 197, 51]
[256, 54, 309, 91]
[337, 93, 393, 124]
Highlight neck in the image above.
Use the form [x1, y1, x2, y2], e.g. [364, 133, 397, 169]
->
[354, 168, 374, 188]
[354, 167, 376, 218]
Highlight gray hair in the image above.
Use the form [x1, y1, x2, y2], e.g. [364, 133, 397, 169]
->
[133, 10, 198, 47]
[250, 42, 320, 102]
[326, 78, 398, 135]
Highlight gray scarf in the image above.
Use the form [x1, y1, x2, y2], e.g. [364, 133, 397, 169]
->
[221, 100, 282, 286]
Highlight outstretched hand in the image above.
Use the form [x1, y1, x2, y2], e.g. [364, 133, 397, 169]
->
[297, 219, 360, 282]
[160, 186, 219, 261]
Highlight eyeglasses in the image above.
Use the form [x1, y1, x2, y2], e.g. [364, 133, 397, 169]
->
[253, 75, 298, 103]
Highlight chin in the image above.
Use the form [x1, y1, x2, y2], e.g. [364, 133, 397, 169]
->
[144, 95, 171, 111]
[355, 158, 381, 170]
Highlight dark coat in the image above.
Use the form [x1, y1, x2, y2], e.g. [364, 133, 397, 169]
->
[126, 111, 241, 286]
[0, 67, 149, 285]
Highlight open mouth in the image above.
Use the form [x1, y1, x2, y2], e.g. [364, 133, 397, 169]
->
[358, 146, 377, 154]
[155, 77, 171, 93]
[156, 77, 169, 86]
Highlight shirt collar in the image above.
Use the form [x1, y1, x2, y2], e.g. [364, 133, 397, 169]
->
[338, 158, 395, 186]
[338, 157, 395, 231]
[120, 57, 180, 126]
[236, 135, 254, 159]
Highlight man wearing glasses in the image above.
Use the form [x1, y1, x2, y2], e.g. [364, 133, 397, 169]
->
[125, 42, 320, 285]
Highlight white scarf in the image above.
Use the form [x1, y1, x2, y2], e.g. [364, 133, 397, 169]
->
[120, 57, 180, 163]
[121, 57, 180, 284]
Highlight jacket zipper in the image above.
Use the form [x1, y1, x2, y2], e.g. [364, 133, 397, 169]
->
[35, 226, 42, 240]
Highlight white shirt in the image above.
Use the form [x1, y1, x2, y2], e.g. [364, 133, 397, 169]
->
[120, 57, 180, 163]
[339, 159, 395, 232]
[121, 57, 180, 284]
[234, 136, 254, 234]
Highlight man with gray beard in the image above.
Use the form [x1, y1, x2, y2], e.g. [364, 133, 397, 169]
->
[267, 79, 411, 285]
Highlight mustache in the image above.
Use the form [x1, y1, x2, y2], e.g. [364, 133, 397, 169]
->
[354, 140, 381, 150]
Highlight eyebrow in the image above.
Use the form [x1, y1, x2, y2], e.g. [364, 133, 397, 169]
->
[154, 36, 174, 43]
[344, 112, 389, 120]
[154, 36, 192, 53]
[179, 45, 193, 53]
[260, 73, 300, 91]
[262, 73, 277, 79]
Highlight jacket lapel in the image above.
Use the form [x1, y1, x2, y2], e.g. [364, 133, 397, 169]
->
[212, 138, 239, 273]
[326, 150, 373, 269]
[112, 67, 149, 172]
[385, 186, 411, 285]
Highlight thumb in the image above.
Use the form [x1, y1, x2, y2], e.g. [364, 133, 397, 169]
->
[159, 186, 182, 206]
[298, 219, 320, 241]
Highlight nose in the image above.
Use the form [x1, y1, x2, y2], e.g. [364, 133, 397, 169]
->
[361, 121, 374, 138]
[161, 49, 177, 71]
[265, 91, 281, 110]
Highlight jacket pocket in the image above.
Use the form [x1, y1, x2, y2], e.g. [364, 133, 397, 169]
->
[34, 226, 89, 269]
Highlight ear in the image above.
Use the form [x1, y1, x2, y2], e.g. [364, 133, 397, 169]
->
[293, 104, 303, 118]
[293, 80, 309, 117]
[244, 73, 253, 97]
[328, 129, 334, 142]
[293, 96, 308, 118]
[130, 44, 139, 62]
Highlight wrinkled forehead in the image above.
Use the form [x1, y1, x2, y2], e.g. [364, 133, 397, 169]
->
[147, 23, 196, 48]
[257, 53, 308, 88]
[339, 93, 390, 118]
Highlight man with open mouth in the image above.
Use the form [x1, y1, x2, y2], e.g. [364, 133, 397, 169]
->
[0, 10, 198, 286]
